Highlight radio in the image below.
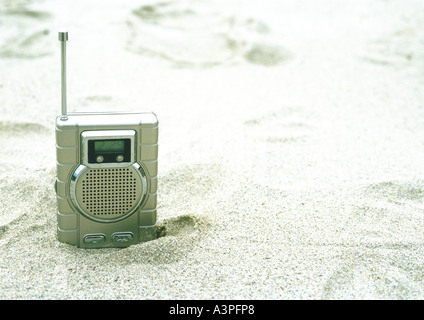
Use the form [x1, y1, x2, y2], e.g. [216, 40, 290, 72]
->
[55, 31, 158, 248]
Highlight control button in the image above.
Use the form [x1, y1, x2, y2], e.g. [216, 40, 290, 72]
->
[116, 154, 124, 162]
[112, 232, 133, 243]
[84, 234, 106, 244]
[96, 155, 104, 163]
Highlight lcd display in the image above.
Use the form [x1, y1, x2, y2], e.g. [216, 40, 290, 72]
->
[94, 140, 125, 153]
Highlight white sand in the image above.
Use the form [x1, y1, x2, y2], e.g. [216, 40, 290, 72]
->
[1, 0, 424, 299]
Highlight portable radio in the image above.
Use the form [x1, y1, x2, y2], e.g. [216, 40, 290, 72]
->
[55, 31, 158, 248]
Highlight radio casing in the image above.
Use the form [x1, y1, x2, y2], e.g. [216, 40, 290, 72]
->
[55, 112, 158, 248]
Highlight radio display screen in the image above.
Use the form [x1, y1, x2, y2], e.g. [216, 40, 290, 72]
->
[94, 140, 125, 153]
[88, 138, 131, 163]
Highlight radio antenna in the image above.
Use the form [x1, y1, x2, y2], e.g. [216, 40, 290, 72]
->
[58, 31, 68, 121]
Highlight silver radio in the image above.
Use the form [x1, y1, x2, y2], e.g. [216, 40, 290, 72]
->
[55, 32, 158, 248]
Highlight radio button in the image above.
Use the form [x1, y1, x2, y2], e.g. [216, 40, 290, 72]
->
[116, 154, 124, 162]
[84, 234, 106, 244]
[112, 232, 133, 243]
[96, 155, 104, 163]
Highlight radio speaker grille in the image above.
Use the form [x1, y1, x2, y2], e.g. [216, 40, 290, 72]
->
[74, 167, 143, 220]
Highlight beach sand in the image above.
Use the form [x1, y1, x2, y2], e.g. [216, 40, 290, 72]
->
[1, 0, 424, 299]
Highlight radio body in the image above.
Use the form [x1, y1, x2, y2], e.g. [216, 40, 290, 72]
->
[55, 112, 158, 248]
[54, 32, 158, 248]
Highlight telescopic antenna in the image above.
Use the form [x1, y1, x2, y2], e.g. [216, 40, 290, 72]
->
[58, 31, 68, 121]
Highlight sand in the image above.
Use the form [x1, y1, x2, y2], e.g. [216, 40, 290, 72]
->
[1, 0, 424, 299]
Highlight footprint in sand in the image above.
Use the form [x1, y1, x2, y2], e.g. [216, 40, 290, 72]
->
[360, 27, 424, 68]
[0, 6, 52, 59]
[322, 256, 423, 299]
[344, 180, 424, 261]
[350, 180, 424, 239]
[126, 1, 291, 67]
[243, 108, 312, 144]
[364, 181, 424, 205]
[243, 43, 292, 67]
